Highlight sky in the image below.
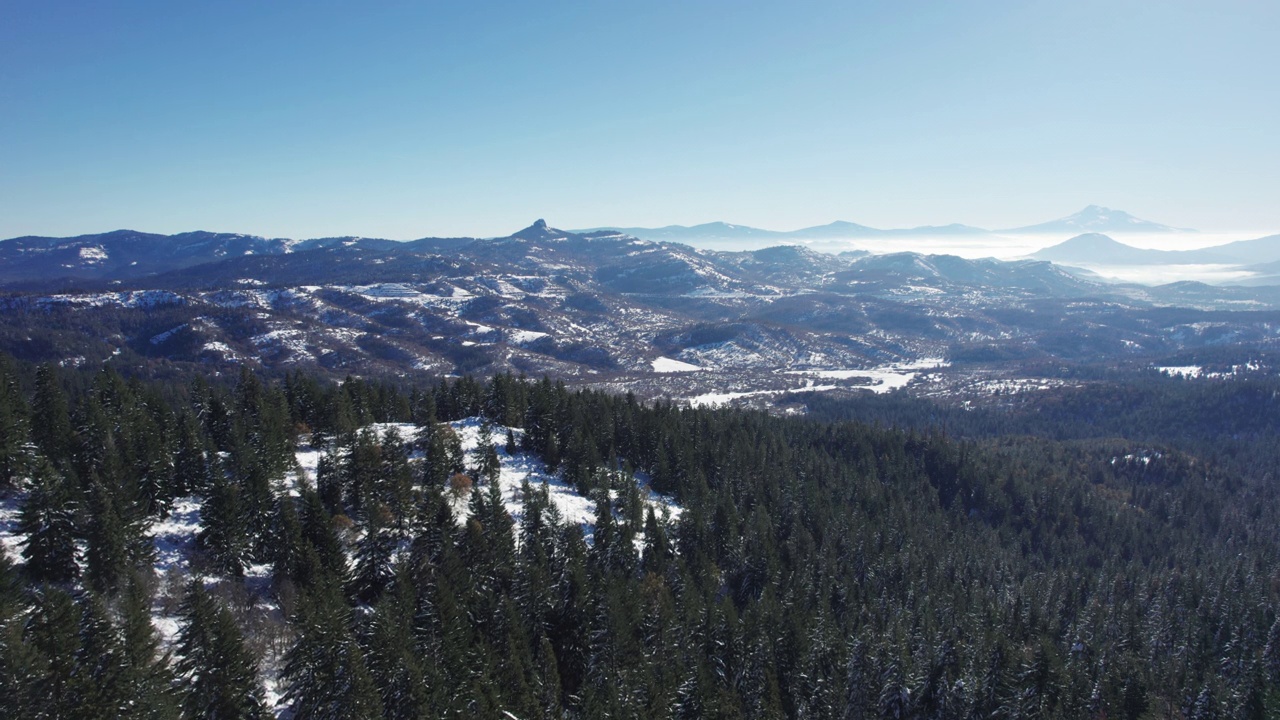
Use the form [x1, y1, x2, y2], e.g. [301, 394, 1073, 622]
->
[1, 1, 1278, 240]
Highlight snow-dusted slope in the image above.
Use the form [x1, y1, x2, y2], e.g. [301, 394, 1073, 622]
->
[0, 417, 681, 717]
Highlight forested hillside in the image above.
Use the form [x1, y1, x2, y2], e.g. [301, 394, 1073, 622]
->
[0, 355, 1278, 718]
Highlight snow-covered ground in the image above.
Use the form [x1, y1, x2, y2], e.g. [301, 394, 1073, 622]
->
[1156, 365, 1202, 378]
[784, 357, 948, 392]
[0, 489, 24, 563]
[149, 496, 201, 573]
[445, 418, 681, 543]
[284, 419, 681, 545]
[686, 358, 949, 408]
[688, 384, 840, 409]
[1154, 361, 1265, 380]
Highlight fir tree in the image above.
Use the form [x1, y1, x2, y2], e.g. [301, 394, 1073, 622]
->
[300, 484, 348, 584]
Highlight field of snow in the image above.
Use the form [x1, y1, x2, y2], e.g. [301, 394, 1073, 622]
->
[687, 383, 840, 409]
[784, 357, 948, 393]
[684, 357, 948, 407]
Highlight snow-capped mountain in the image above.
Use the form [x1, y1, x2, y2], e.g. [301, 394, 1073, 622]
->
[1002, 205, 1195, 234]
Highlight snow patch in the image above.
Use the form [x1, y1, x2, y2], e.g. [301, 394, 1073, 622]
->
[150, 324, 189, 345]
[149, 497, 202, 573]
[1157, 365, 1202, 378]
[78, 245, 108, 263]
[785, 358, 949, 393]
[508, 329, 550, 344]
[651, 356, 703, 373]
[446, 418, 682, 544]
[0, 490, 25, 562]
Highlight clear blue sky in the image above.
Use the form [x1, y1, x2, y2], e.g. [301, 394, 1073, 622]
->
[2, 1, 1277, 239]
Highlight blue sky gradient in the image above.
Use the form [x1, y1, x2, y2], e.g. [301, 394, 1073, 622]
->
[2, 1, 1277, 239]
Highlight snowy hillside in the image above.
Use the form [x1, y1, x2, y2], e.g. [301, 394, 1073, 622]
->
[0, 417, 680, 716]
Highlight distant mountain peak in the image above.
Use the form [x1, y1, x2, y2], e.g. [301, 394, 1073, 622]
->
[1031, 232, 1160, 265]
[1003, 206, 1194, 234]
[510, 218, 568, 241]
[1056, 231, 1124, 246]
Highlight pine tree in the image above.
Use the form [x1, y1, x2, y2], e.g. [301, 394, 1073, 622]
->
[281, 581, 381, 720]
[172, 410, 212, 497]
[642, 505, 672, 577]
[534, 634, 564, 718]
[85, 478, 131, 594]
[349, 513, 395, 605]
[117, 577, 180, 719]
[270, 493, 309, 591]
[376, 426, 414, 529]
[30, 363, 73, 471]
[174, 581, 269, 719]
[0, 353, 29, 489]
[364, 567, 431, 720]
[0, 550, 39, 717]
[197, 473, 250, 578]
[24, 585, 83, 719]
[422, 422, 463, 489]
[19, 458, 79, 585]
[300, 485, 348, 584]
[69, 591, 127, 719]
[477, 424, 501, 485]
[316, 445, 344, 516]
[345, 427, 381, 519]
[1263, 616, 1280, 683]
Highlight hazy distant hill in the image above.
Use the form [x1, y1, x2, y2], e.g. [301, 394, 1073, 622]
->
[584, 206, 1201, 244]
[580, 222, 789, 243]
[1032, 232, 1280, 266]
[787, 221, 991, 239]
[584, 220, 994, 244]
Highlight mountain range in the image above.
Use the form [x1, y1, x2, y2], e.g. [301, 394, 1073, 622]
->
[582, 205, 1196, 244]
[2, 218, 1280, 394]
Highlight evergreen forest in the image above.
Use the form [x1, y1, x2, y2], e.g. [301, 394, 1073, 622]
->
[1, 353, 1279, 719]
